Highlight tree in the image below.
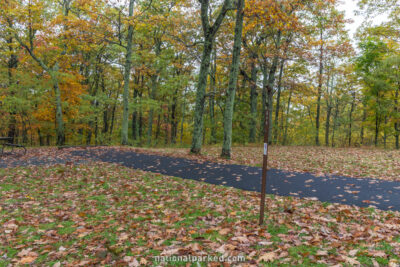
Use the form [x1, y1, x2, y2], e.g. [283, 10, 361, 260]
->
[1, 0, 74, 145]
[221, 0, 245, 158]
[121, 0, 136, 145]
[191, 0, 233, 154]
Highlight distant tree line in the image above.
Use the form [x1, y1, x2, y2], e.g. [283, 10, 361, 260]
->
[0, 0, 399, 156]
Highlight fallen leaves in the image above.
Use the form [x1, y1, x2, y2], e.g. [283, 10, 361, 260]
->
[16, 249, 38, 265]
[258, 252, 277, 263]
[218, 228, 230, 235]
[342, 256, 360, 266]
[1, 163, 400, 266]
[18, 256, 37, 265]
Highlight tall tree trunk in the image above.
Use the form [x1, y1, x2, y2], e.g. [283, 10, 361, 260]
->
[221, 0, 245, 158]
[46, 134, 51, 146]
[249, 54, 258, 143]
[137, 82, 143, 140]
[316, 30, 324, 146]
[103, 108, 109, 134]
[109, 93, 118, 139]
[261, 64, 268, 141]
[273, 59, 285, 144]
[180, 87, 188, 144]
[22, 116, 28, 144]
[132, 89, 139, 140]
[383, 116, 388, 148]
[94, 110, 99, 145]
[348, 91, 356, 147]
[38, 129, 44, 146]
[53, 73, 65, 146]
[147, 76, 157, 145]
[139, 108, 143, 138]
[375, 104, 380, 147]
[164, 107, 169, 145]
[147, 41, 162, 146]
[331, 100, 339, 147]
[209, 48, 217, 144]
[7, 32, 18, 143]
[102, 80, 110, 136]
[361, 103, 366, 145]
[192, 38, 213, 153]
[121, 0, 135, 145]
[87, 67, 101, 145]
[155, 113, 161, 144]
[171, 91, 178, 144]
[267, 87, 274, 144]
[325, 104, 332, 146]
[191, 0, 231, 154]
[395, 86, 399, 149]
[262, 31, 281, 143]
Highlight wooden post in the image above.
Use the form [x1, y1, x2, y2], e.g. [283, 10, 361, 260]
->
[259, 105, 270, 225]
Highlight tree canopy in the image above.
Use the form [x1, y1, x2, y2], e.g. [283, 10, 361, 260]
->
[0, 0, 399, 151]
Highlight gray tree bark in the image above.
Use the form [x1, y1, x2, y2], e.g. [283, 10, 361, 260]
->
[273, 59, 285, 144]
[209, 48, 217, 144]
[191, 0, 232, 154]
[249, 54, 258, 143]
[121, 0, 135, 145]
[316, 29, 324, 146]
[221, 0, 245, 158]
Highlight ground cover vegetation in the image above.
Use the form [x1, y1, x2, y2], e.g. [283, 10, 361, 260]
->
[1, 163, 400, 266]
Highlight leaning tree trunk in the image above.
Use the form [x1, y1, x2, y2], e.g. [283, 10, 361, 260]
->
[221, 0, 245, 158]
[121, 0, 135, 145]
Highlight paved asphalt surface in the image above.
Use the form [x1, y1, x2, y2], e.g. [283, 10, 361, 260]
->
[1, 148, 400, 211]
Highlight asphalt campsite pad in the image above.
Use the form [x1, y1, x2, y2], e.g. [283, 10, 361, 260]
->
[1, 147, 400, 211]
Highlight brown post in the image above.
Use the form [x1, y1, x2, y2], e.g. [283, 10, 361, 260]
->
[259, 101, 270, 225]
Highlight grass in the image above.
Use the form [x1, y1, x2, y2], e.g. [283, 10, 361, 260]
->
[0, 163, 400, 266]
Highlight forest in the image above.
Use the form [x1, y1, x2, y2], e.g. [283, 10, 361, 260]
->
[1, 0, 399, 156]
[3, 1, 400, 266]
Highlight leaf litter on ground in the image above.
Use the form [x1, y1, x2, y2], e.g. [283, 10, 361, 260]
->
[1, 163, 400, 266]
